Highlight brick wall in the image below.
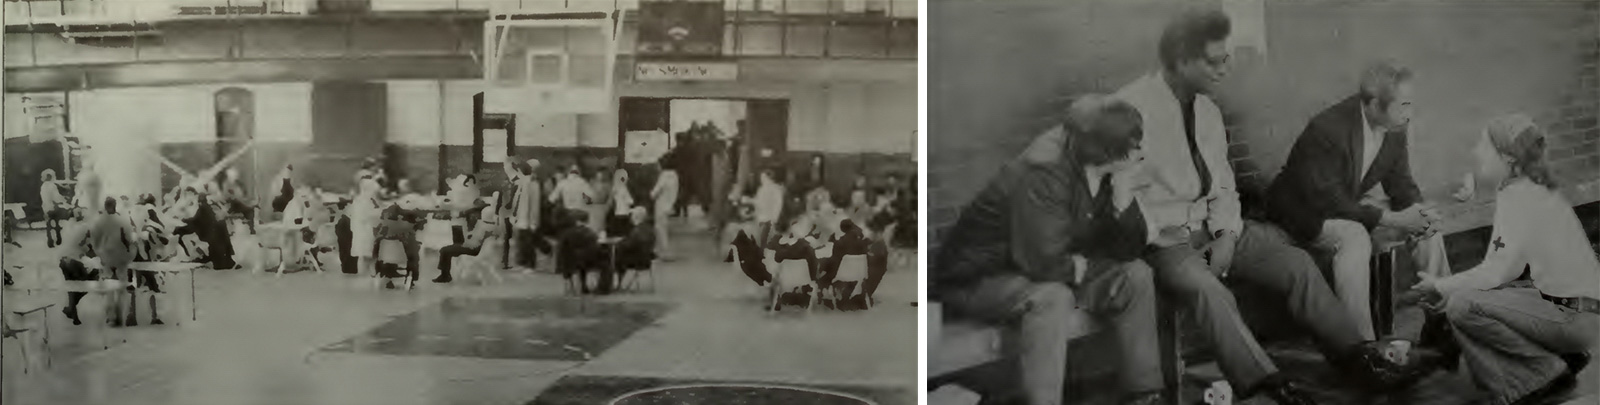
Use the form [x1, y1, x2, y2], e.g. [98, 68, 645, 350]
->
[929, 0, 1600, 257]
[1546, 1, 1600, 203]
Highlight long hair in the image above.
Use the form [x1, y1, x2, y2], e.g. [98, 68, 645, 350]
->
[1485, 114, 1558, 189]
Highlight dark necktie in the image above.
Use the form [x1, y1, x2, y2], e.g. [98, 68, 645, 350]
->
[1181, 100, 1212, 198]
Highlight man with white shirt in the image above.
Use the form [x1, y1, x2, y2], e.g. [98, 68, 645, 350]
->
[1265, 61, 1452, 341]
[1116, 10, 1429, 404]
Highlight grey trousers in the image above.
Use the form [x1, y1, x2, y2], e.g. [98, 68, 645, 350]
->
[943, 260, 1162, 405]
[1145, 220, 1367, 391]
[1444, 287, 1599, 405]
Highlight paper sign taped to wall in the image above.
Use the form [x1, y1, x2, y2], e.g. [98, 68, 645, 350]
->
[484, 129, 508, 163]
[624, 130, 669, 164]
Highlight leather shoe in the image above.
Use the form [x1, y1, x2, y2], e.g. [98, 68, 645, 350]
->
[1120, 391, 1163, 405]
[1251, 375, 1318, 405]
[1341, 341, 1437, 390]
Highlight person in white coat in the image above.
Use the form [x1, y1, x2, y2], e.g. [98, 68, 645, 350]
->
[752, 169, 785, 247]
[350, 177, 384, 277]
[607, 169, 634, 237]
[650, 162, 679, 255]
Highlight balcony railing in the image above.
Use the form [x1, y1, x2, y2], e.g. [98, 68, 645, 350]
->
[4, 0, 914, 25]
[3, 0, 914, 66]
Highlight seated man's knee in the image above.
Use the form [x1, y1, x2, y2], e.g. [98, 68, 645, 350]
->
[1022, 282, 1076, 314]
[1115, 260, 1157, 298]
[1325, 220, 1373, 257]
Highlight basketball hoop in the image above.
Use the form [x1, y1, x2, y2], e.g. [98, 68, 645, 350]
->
[482, 1, 623, 115]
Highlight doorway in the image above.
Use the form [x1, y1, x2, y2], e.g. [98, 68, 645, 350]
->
[617, 97, 789, 217]
[215, 87, 256, 198]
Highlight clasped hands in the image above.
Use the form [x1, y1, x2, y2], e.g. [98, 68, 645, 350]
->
[1384, 204, 1444, 240]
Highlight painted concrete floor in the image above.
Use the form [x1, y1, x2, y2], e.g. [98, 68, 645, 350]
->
[0, 225, 920, 405]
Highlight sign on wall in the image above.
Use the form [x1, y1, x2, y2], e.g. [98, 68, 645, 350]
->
[171, 0, 310, 16]
[635, 62, 739, 81]
[483, 129, 508, 163]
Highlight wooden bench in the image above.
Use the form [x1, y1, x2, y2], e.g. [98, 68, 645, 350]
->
[930, 298, 1187, 404]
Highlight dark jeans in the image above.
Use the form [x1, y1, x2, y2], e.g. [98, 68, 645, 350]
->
[45, 208, 70, 246]
[337, 215, 356, 274]
[59, 258, 99, 310]
[1144, 220, 1365, 391]
[515, 228, 539, 269]
[435, 244, 481, 277]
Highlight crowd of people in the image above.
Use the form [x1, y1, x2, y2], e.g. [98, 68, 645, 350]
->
[12, 119, 916, 326]
[933, 9, 1597, 405]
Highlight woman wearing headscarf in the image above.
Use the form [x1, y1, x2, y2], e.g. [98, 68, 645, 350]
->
[606, 169, 634, 237]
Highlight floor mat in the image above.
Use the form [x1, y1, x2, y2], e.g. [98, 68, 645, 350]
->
[320, 297, 673, 361]
[529, 375, 914, 405]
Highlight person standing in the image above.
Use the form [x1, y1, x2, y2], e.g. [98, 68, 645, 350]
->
[651, 161, 680, 255]
[504, 158, 542, 271]
[221, 168, 256, 234]
[74, 161, 103, 219]
[607, 169, 634, 237]
[349, 177, 383, 277]
[752, 169, 785, 248]
[1412, 114, 1597, 405]
[57, 197, 149, 327]
[40, 169, 70, 247]
[1266, 61, 1451, 340]
[551, 165, 595, 212]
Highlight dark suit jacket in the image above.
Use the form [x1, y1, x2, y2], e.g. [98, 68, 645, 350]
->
[1266, 95, 1423, 243]
[932, 131, 1148, 301]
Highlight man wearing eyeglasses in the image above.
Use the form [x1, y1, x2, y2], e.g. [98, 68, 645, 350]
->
[1114, 9, 1432, 404]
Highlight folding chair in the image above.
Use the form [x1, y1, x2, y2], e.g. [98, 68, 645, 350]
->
[1, 321, 30, 375]
[455, 235, 506, 286]
[3, 302, 53, 373]
[374, 239, 416, 290]
[621, 261, 657, 293]
[827, 255, 871, 311]
[770, 257, 817, 315]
